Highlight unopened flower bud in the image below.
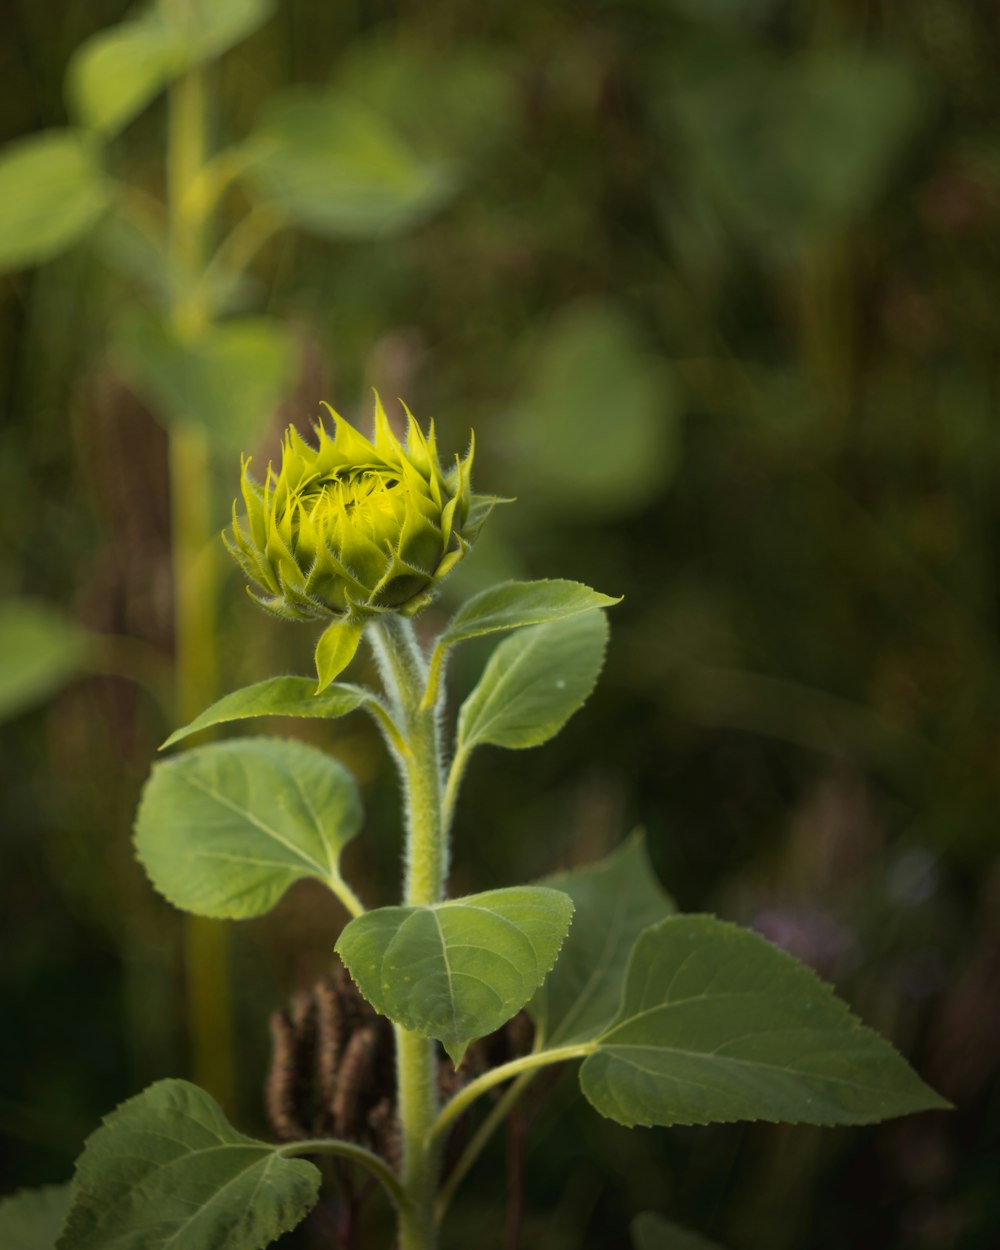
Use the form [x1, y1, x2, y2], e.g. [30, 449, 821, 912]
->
[225, 394, 492, 625]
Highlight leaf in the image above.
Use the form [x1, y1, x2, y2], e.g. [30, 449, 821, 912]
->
[632, 1213, 727, 1250]
[135, 736, 363, 919]
[337, 886, 574, 1064]
[58, 1079, 319, 1250]
[510, 300, 679, 517]
[440, 580, 620, 648]
[113, 312, 296, 453]
[315, 619, 364, 693]
[161, 676, 370, 748]
[670, 48, 927, 248]
[241, 90, 456, 238]
[580, 916, 951, 1129]
[0, 599, 91, 722]
[64, 0, 273, 138]
[0, 130, 109, 274]
[66, 13, 185, 136]
[456, 610, 609, 756]
[0, 1184, 72, 1249]
[171, 0, 275, 63]
[530, 835, 674, 1046]
[425, 579, 619, 706]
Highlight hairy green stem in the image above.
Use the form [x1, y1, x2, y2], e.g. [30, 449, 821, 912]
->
[369, 617, 447, 1250]
[278, 1138, 408, 1212]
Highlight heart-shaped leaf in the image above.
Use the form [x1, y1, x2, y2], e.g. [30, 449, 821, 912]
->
[531, 835, 674, 1046]
[580, 915, 950, 1128]
[161, 676, 370, 748]
[337, 886, 574, 1063]
[135, 737, 362, 918]
[58, 1080, 319, 1250]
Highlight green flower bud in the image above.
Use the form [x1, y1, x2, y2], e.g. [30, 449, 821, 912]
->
[225, 394, 493, 624]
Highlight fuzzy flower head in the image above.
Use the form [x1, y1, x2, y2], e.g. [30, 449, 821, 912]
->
[226, 394, 492, 622]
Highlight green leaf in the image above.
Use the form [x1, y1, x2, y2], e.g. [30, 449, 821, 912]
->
[337, 886, 574, 1064]
[580, 916, 951, 1129]
[531, 835, 674, 1046]
[161, 676, 370, 748]
[0, 131, 109, 274]
[58, 1079, 319, 1250]
[64, 0, 273, 138]
[425, 579, 619, 707]
[670, 48, 927, 248]
[0, 599, 91, 722]
[66, 13, 184, 136]
[632, 1213, 727, 1250]
[510, 300, 679, 517]
[315, 619, 364, 693]
[0, 1184, 71, 1249]
[441, 580, 620, 648]
[456, 610, 609, 756]
[113, 312, 296, 453]
[170, 0, 275, 63]
[135, 737, 363, 919]
[241, 90, 456, 238]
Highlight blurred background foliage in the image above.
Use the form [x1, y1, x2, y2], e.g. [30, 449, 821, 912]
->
[1, 0, 999, 1247]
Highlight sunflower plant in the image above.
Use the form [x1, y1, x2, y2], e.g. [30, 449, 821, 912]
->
[52, 398, 946, 1250]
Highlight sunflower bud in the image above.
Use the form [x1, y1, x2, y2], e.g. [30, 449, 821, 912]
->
[225, 394, 492, 627]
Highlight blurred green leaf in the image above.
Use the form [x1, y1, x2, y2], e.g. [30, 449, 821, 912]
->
[632, 1212, 726, 1250]
[0, 131, 109, 273]
[531, 835, 674, 1046]
[135, 737, 362, 919]
[169, 0, 274, 63]
[671, 48, 928, 246]
[0, 1185, 71, 1249]
[161, 676, 369, 748]
[58, 1080, 319, 1250]
[242, 91, 457, 238]
[337, 886, 574, 1064]
[0, 600, 90, 722]
[336, 37, 518, 159]
[113, 311, 296, 452]
[456, 611, 609, 755]
[65, 0, 273, 138]
[511, 301, 679, 517]
[580, 916, 950, 1128]
[66, 13, 184, 136]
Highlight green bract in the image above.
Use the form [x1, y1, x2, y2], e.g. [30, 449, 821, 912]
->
[226, 394, 491, 621]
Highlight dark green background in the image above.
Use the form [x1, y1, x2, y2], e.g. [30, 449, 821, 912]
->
[2, 1, 998, 1246]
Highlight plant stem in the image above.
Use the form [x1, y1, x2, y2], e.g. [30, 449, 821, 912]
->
[434, 1072, 535, 1224]
[368, 617, 446, 1250]
[428, 1044, 594, 1150]
[166, 32, 235, 1110]
[278, 1138, 408, 1212]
